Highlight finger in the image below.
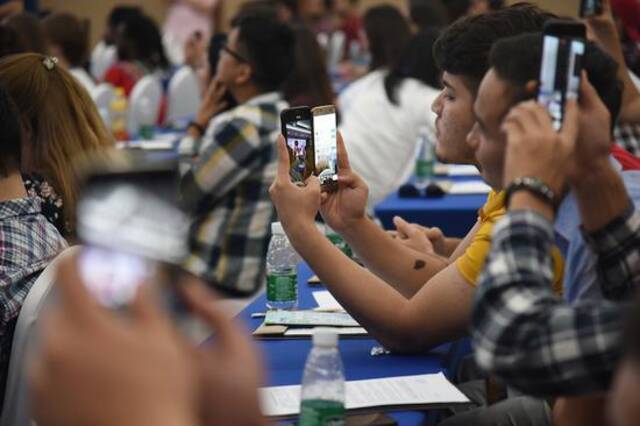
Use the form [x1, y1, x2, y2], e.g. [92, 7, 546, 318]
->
[276, 135, 292, 181]
[560, 98, 580, 146]
[181, 278, 246, 352]
[128, 281, 169, 326]
[305, 175, 322, 195]
[336, 132, 351, 171]
[55, 254, 102, 319]
[578, 72, 600, 108]
[393, 216, 417, 238]
[425, 227, 444, 240]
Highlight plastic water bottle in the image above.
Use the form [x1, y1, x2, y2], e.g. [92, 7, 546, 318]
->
[299, 328, 346, 426]
[325, 225, 352, 259]
[110, 87, 129, 141]
[415, 125, 435, 189]
[266, 222, 298, 310]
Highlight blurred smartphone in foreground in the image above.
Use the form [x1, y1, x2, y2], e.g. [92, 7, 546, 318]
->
[311, 105, 339, 188]
[76, 151, 190, 318]
[281, 106, 314, 183]
[537, 20, 586, 131]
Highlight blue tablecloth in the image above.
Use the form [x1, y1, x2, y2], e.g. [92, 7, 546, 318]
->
[374, 178, 487, 238]
[237, 263, 459, 425]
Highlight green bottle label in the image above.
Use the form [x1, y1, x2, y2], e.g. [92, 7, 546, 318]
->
[299, 399, 345, 426]
[326, 233, 353, 258]
[266, 271, 297, 302]
[415, 159, 434, 178]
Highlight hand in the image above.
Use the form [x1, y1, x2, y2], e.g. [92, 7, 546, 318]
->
[30, 256, 199, 426]
[583, 0, 617, 43]
[501, 96, 580, 197]
[568, 74, 613, 186]
[392, 216, 447, 256]
[194, 78, 229, 128]
[184, 30, 206, 69]
[180, 278, 265, 426]
[270, 136, 322, 235]
[318, 132, 369, 233]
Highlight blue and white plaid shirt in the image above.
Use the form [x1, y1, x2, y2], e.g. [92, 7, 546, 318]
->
[0, 197, 67, 405]
[472, 206, 639, 397]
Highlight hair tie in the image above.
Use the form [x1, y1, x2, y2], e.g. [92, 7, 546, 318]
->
[42, 56, 58, 71]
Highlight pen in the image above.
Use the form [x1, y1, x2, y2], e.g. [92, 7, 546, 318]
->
[251, 312, 266, 318]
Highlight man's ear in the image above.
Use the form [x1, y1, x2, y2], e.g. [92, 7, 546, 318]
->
[234, 63, 252, 86]
[525, 80, 538, 96]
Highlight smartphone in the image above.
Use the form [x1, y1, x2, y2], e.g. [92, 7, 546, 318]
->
[76, 151, 190, 312]
[580, 0, 603, 17]
[537, 20, 586, 131]
[311, 105, 339, 187]
[281, 106, 314, 183]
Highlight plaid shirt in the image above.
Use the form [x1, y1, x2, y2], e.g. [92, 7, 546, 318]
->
[0, 197, 67, 405]
[615, 124, 640, 157]
[472, 207, 639, 397]
[180, 92, 287, 295]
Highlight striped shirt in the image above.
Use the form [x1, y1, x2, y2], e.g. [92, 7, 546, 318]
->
[472, 206, 639, 396]
[180, 92, 288, 295]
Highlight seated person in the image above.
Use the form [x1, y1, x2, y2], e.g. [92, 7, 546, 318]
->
[178, 13, 295, 295]
[339, 28, 442, 207]
[0, 83, 67, 410]
[103, 12, 171, 96]
[468, 30, 639, 414]
[42, 12, 94, 92]
[0, 53, 114, 239]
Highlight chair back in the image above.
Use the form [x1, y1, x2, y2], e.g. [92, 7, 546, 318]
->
[128, 75, 163, 137]
[167, 66, 201, 129]
[90, 42, 117, 81]
[0, 247, 79, 426]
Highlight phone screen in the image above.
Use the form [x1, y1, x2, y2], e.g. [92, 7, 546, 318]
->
[313, 111, 338, 185]
[284, 117, 313, 182]
[538, 33, 585, 131]
[580, 0, 602, 17]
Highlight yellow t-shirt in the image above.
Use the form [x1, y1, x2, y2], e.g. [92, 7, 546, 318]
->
[455, 190, 564, 295]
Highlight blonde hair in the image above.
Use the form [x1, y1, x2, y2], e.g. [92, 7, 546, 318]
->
[0, 53, 114, 231]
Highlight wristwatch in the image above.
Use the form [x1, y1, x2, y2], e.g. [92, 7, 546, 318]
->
[505, 177, 556, 208]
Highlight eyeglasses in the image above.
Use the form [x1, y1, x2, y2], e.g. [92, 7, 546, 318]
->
[221, 43, 249, 63]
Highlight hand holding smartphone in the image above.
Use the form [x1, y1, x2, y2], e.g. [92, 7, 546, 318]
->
[537, 20, 586, 131]
[280, 105, 339, 188]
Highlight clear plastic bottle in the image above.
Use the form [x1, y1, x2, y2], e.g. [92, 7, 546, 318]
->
[299, 328, 346, 426]
[110, 87, 129, 142]
[266, 222, 298, 310]
[415, 125, 435, 189]
[324, 225, 352, 259]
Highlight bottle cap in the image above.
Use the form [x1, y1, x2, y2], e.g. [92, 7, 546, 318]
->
[313, 327, 339, 347]
[271, 222, 285, 235]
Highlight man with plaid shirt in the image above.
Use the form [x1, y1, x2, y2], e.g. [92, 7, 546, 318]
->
[471, 63, 639, 398]
[179, 14, 294, 294]
[0, 85, 67, 408]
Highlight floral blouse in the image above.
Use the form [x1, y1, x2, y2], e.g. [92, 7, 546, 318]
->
[22, 174, 70, 237]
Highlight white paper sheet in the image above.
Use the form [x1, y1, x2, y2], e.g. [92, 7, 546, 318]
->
[446, 165, 481, 176]
[313, 291, 345, 312]
[448, 181, 491, 195]
[264, 310, 360, 327]
[284, 327, 367, 336]
[259, 373, 470, 417]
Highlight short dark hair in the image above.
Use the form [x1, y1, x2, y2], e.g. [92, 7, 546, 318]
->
[409, 0, 448, 30]
[0, 83, 22, 177]
[433, 3, 554, 91]
[42, 13, 90, 67]
[489, 32, 622, 133]
[231, 14, 295, 92]
[116, 13, 169, 71]
[107, 6, 142, 31]
[363, 5, 412, 71]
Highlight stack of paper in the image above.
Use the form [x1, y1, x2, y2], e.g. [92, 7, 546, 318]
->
[253, 310, 368, 339]
[312, 291, 345, 312]
[448, 181, 491, 195]
[260, 373, 471, 418]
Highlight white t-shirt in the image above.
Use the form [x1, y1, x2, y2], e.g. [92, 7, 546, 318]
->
[338, 70, 439, 207]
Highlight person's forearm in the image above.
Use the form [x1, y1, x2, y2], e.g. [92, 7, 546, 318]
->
[442, 238, 462, 258]
[285, 221, 442, 352]
[339, 218, 449, 298]
[573, 160, 631, 231]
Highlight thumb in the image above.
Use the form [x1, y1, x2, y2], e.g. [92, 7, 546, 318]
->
[393, 216, 417, 238]
[276, 135, 292, 181]
[424, 226, 444, 241]
[560, 98, 579, 150]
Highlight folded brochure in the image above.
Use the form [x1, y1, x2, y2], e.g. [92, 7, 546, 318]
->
[264, 310, 359, 327]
